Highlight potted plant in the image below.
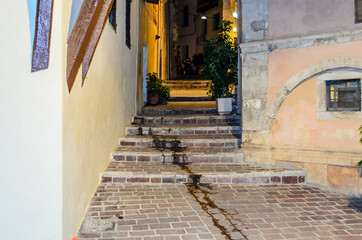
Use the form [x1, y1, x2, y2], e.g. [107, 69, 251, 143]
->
[202, 20, 238, 115]
[146, 72, 171, 105]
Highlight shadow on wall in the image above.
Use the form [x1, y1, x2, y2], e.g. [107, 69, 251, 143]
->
[349, 197, 362, 213]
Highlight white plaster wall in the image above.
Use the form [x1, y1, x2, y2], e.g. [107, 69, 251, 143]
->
[62, 0, 140, 239]
[0, 1, 63, 240]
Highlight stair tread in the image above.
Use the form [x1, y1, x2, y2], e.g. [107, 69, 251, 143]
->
[128, 123, 240, 128]
[104, 162, 305, 176]
[122, 134, 241, 140]
[136, 114, 240, 118]
[113, 146, 243, 154]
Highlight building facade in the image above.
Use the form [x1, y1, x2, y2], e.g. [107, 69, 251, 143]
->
[0, 0, 168, 239]
[241, 0, 362, 195]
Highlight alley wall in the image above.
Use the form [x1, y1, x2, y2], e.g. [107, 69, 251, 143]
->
[62, 0, 140, 239]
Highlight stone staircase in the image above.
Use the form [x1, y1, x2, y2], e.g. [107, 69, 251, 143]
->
[77, 79, 307, 239]
[98, 110, 306, 185]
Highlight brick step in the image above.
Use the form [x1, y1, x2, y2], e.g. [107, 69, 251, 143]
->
[166, 79, 210, 84]
[142, 107, 217, 115]
[168, 96, 214, 102]
[112, 147, 243, 163]
[101, 162, 306, 185]
[120, 135, 241, 148]
[133, 114, 240, 125]
[126, 124, 241, 136]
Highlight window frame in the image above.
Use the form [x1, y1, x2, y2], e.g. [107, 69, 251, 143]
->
[213, 13, 221, 31]
[356, 0, 362, 23]
[183, 6, 189, 27]
[326, 79, 361, 112]
[125, 0, 131, 48]
[316, 71, 362, 120]
[109, 0, 117, 32]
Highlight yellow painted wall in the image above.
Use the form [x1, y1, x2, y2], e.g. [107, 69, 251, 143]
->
[0, 1, 63, 239]
[62, 0, 141, 239]
[136, 1, 169, 112]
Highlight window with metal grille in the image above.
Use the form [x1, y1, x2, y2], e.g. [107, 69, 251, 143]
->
[183, 6, 189, 27]
[326, 79, 361, 111]
[109, 0, 117, 32]
[126, 0, 131, 48]
[356, 0, 362, 23]
[213, 13, 220, 31]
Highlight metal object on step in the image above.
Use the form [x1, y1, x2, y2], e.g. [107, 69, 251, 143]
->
[170, 140, 181, 150]
[148, 128, 153, 136]
[172, 153, 187, 164]
[172, 153, 181, 164]
[189, 174, 202, 185]
[137, 127, 143, 135]
[153, 139, 167, 150]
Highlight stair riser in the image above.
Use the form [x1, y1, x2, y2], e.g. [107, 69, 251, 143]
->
[101, 174, 306, 185]
[134, 115, 240, 125]
[168, 97, 213, 102]
[120, 138, 241, 148]
[142, 108, 217, 115]
[127, 126, 241, 136]
[112, 153, 242, 164]
[168, 86, 209, 90]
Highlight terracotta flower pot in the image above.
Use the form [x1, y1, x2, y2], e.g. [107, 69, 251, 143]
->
[148, 94, 159, 105]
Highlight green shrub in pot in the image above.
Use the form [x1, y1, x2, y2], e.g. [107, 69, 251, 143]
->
[146, 72, 170, 105]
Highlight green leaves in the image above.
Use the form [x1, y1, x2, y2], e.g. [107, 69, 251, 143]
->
[146, 72, 171, 103]
[202, 20, 238, 99]
[360, 125, 362, 143]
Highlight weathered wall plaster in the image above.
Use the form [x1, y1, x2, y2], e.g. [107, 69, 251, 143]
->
[62, 0, 141, 239]
[269, 0, 357, 39]
[267, 41, 362, 105]
[0, 1, 62, 239]
[241, 0, 268, 43]
[272, 78, 361, 151]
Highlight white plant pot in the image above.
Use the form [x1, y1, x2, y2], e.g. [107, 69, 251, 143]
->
[216, 98, 233, 115]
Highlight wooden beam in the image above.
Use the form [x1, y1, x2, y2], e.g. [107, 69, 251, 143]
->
[66, 0, 114, 92]
[32, 0, 54, 72]
[82, 0, 114, 85]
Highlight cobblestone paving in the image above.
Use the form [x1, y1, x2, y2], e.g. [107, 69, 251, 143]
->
[79, 183, 362, 240]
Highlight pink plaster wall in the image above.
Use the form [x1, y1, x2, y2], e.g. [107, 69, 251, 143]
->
[267, 41, 362, 105]
[269, 0, 357, 39]
[271, 78, 361, 151]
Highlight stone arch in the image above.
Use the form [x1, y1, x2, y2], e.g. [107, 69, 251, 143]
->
[265, 57, 362, 129]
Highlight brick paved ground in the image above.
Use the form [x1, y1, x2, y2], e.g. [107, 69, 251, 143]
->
[79, 183, 362, 240]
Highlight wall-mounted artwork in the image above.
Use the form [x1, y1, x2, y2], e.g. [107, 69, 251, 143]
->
[30, 0, 54, 72]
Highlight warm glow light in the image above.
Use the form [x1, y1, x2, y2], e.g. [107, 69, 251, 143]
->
[232, 11, 238, 18]
[201, 15, 207, 20]
[233, 27, 237, 32]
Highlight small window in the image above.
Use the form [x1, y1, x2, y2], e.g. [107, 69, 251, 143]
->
[326, 79, 361, 111]
[213, 13, 221, 31]
[126, 0, 131, 48]
[109, 0, 117, 32]
[183, 6, 189, 27]
[202, 19, 207, 35]
[356, 0, 362, 23]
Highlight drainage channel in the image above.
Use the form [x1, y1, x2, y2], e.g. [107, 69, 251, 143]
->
[150, 136, 248, 240]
